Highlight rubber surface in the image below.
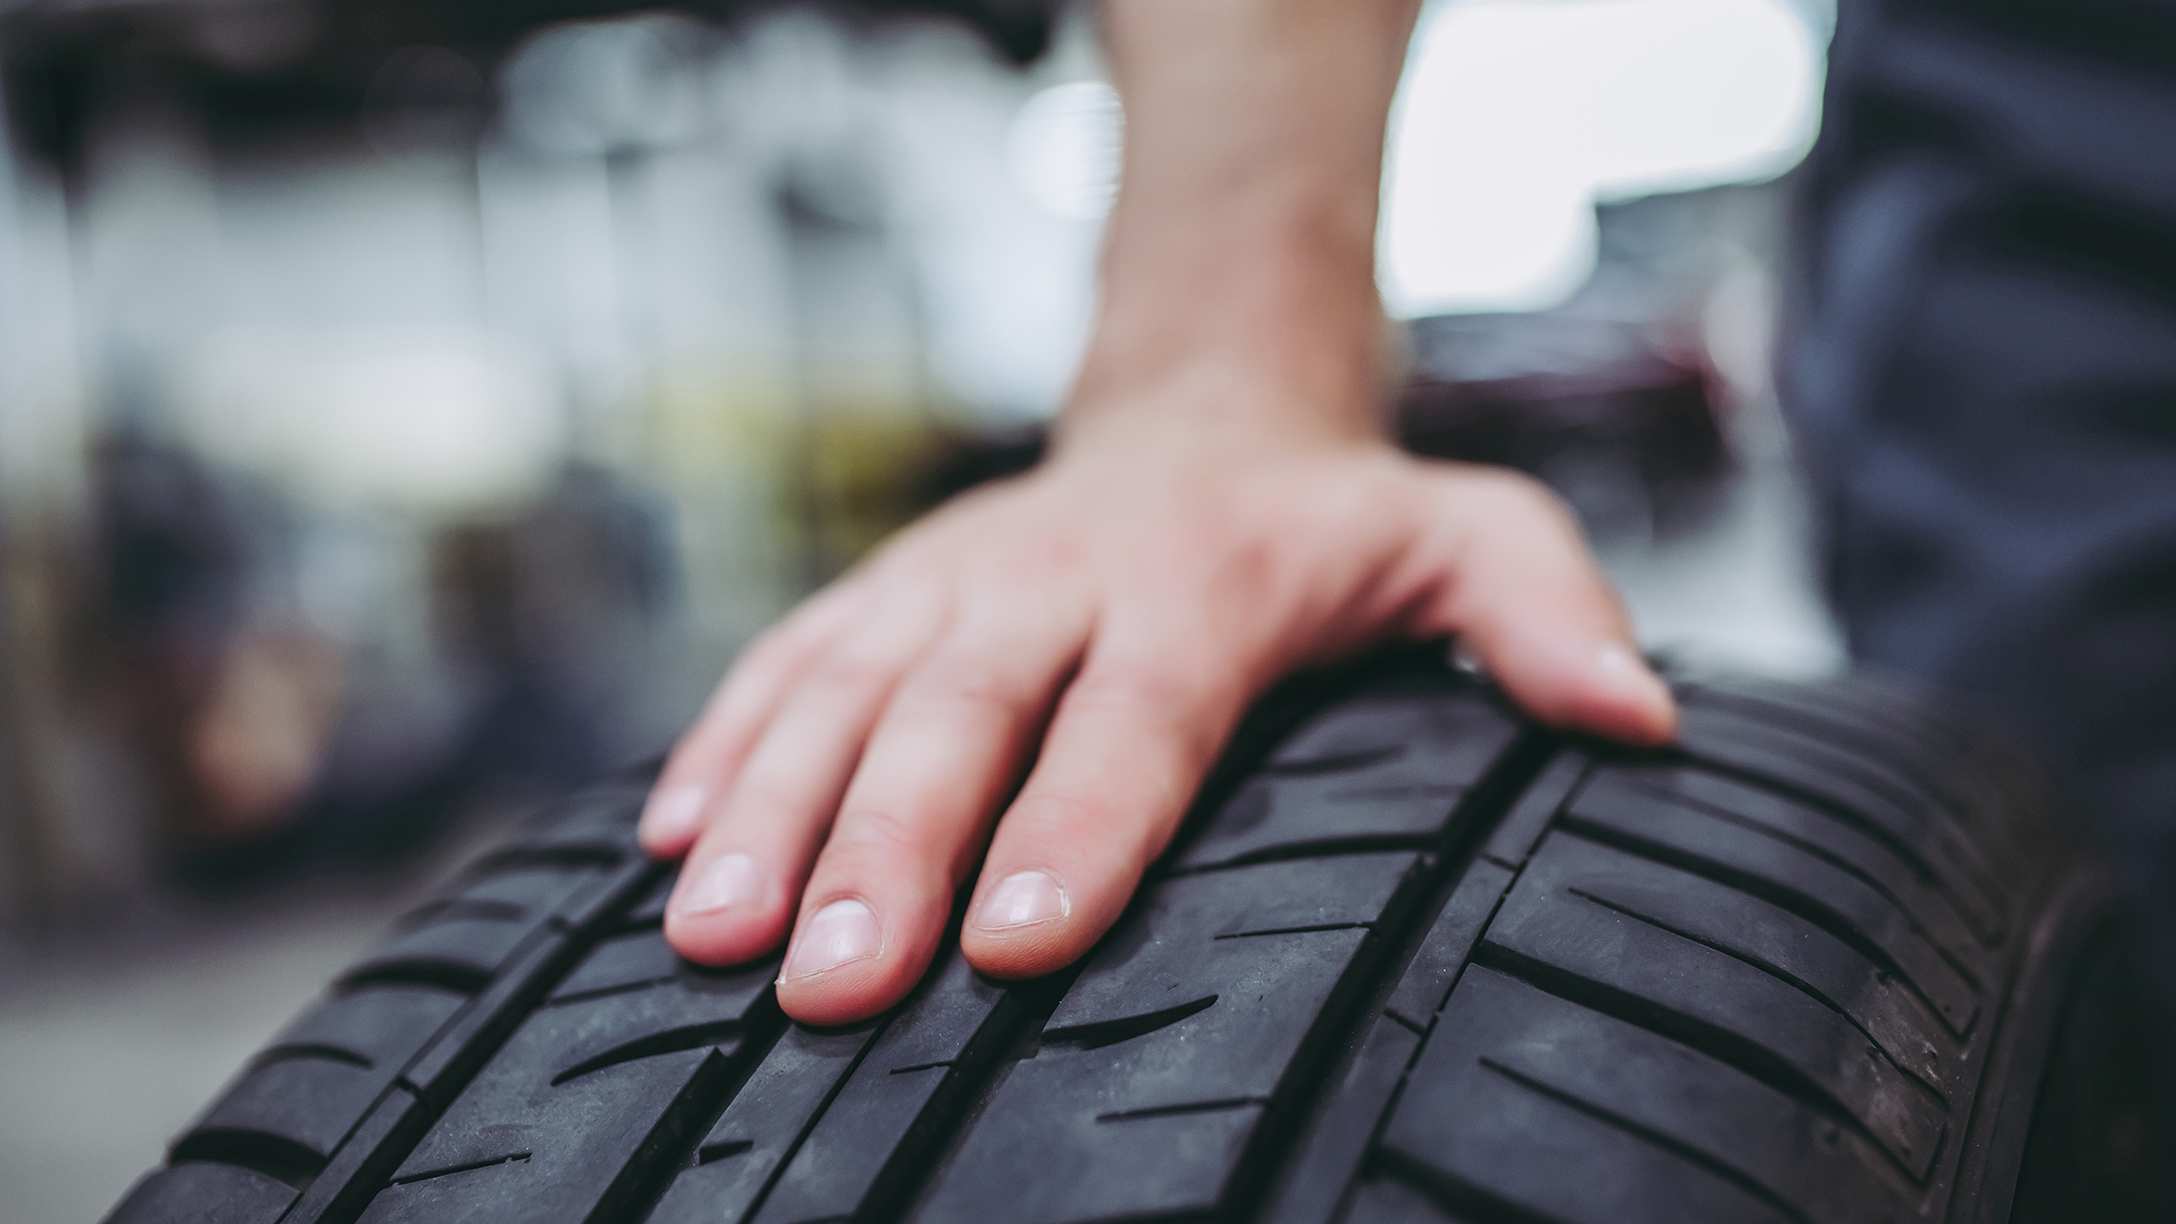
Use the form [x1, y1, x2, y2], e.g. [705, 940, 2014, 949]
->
[104, 654, 2106, 1223]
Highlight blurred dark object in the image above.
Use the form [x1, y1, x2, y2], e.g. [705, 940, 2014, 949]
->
[55, 430, 678, 889]
[1399, 311, 1727, 535]
[1, 0, 1060, 173]
[913, 310, 1729, 541]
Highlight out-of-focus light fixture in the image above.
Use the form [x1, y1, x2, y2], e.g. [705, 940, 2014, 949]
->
[501, 15, 714, 156]
[1380, 0, 1822, 315]
[1006, 80, 1123, 222]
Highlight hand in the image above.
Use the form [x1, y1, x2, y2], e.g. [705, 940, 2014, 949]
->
[638, 413, 1675, 1025]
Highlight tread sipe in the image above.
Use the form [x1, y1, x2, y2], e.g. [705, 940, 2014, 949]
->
[105, 653, 2110, 1223]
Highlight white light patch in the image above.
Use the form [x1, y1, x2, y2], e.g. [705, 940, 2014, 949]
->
[1007, 80, 1124, 223]
[1380, 0, 1823, 316]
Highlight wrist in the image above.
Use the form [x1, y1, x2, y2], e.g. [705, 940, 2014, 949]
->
[1055, 346, 1396, 467]
[1067, 222, 1394, 452]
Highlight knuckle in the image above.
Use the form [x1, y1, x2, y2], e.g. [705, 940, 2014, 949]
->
[901, 658, 1039, 723]
[1008, 786, 1169, 870]
[827, 806, 964, 882]
[802, 653, 893, 698]
[1484, 470, 1578, 530]
[1206, 533, 1281, 606]
[1065, 660, 1188, 712]
[830, 805, 924, 856]
[1066, 661, 1233, 761]
[1002, 787, 1110, 839]
[725, 773, 824, 828]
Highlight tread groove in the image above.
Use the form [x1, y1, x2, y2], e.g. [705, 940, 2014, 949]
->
[1096, 1096, 1270, 1124]
[549, 1020, 743, 1086]
[1242, 733, 1556, 1223]
[1368, 1148, 1558, 1224]
[539, 975, 682, 1010]
[1261, 744, 1406, 777]
[1041, 994, 1219, 1049]
[1671, 751, 2000, 936]
[384, 1151, 531, 1187]
[253, 1043, 376, 1072]
[466, 845, 625, 874]
[1161, 836, 1437, 877]
[1590, 774, 1984, 988]
[337, 960, 491, 997]
[1559, 813, 1978, 1036]
[1475, 1056, 1813, 1224]
[1563, 883, 1946, 1101]
[171, 1129, 327, 1190]
[694, 1138, 753, 1166]
[395, 899, 530, 928]
[739, 1017, 893, 1222]
[1471, 940, 1926, 1182]
[1212, 922, 1374, 941]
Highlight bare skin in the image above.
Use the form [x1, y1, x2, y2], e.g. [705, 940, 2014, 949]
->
[641, 0, 1677, 1026]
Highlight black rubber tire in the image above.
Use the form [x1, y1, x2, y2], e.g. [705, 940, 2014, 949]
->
[104, 654, 2117, 1223]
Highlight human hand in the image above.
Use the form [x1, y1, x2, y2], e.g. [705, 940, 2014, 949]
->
[638, 410, 1674, 1025]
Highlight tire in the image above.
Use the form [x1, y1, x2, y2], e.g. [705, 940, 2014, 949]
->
[104, 653, 2119, 1224]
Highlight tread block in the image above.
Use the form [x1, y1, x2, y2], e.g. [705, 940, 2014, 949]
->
[1175, 683, 1518, 869]
[1676, 682, 2021, 836]
[919, 853, 1419, 1222]
[105, 1162, 297, 1224]
[1673, 709, 2013, 930]
[1336, 1171, 1457, 1224]
[648, 1025, 875, 1224]
[363, 933, 766, 1223]
[1569, 768, 1985, 1033]
[1479, 753, 1588, 867]
[1682, 700, 2033, 879]
[1386, 967, 1891, 1224]
[189, 1054, 393, 1162]
[276, 1087, 424, 1224]
[1553, 835, 1961, 1090]
[1265, 859, 1518, 1221]
[509, 789, 646, 858]
[1383, 858, 1516, 1028]
[444, 863, 613, 923]
[546, 928, 771, 1006]
[618, 874, 674, 930]
[1675, 673, 1990, 775]
[343, 917, 538, 992]
[758, 952, 1013, 1222]
[1483, 836, 1948, 1178]
[184, 988, 461, 1168]
[1594, 760, 2001, 948]
[1265, 1013, 1422, 1224]
[270, 985, 466, 1069]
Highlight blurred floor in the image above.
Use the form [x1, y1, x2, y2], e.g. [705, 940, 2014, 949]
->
[0, 817, 503, 1223]
[0, 441, 1837, 1222]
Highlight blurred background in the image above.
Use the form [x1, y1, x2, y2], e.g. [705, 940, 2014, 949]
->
[0, 0, 1842, 1216]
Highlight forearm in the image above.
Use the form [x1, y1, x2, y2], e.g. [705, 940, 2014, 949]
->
[1067, 0, 1422, 445]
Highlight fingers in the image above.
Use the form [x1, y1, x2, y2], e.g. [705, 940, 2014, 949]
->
[662, 583, 947, 967]
[1430, 471, 1676, 744]
[959, 629, 1256, 982]
[638, 581, 867, 857]
[773, 599, 1091, 1024]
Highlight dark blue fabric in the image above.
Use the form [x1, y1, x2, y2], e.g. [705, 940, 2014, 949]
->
[1789, 0, 2176, 870]
[1785, 1, 2176, 1150]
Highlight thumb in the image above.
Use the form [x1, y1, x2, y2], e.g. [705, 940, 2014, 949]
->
[1421, 471, 1676, 745]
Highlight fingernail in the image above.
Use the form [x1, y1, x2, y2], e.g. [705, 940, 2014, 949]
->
[678, 852, 763, 916]
[974, 870, 1069, 931]
[643, 784, 707, 843]
[781, 898, 882, 980]
[1596, 644, 1674, 712]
